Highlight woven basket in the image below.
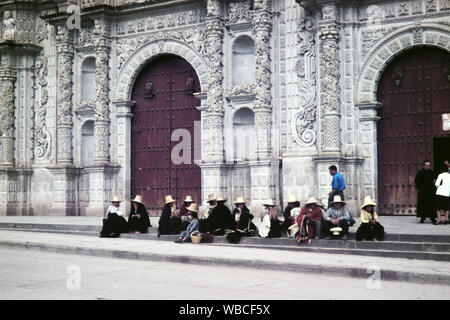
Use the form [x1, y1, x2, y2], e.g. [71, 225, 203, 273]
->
[191, 231, 202, 244]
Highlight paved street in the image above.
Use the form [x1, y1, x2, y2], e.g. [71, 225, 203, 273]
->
[0, 248, 449, 300]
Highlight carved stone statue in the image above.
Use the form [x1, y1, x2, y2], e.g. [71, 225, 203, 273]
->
[3, 11, 16, 41]
[144, 80, 154, 101]
[185, 77, 195, 93]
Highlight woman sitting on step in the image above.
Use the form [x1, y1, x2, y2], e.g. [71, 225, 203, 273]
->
[158, 195, 181, 236]
[356, 196, 384, 241]
[259, 199, 282, 238]
[226, 197, 257, 243]
[175, 204, 200, 243]
[128, 195, 151, 234]
[100, 196, 129, 238]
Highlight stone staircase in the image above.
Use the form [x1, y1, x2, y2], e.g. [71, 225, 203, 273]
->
[1, 221, 449, 262]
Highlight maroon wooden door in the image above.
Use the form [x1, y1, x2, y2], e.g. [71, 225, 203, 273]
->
[377, 47, 450, 215]
[131, 55, 201, 213]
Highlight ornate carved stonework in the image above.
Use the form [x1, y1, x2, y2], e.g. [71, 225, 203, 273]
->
[293, 9, 317, 147]
[93, 19, 111, 164]
[224, 84, 256, 100]
[203, 0, 225, 161]
[75, 27, 94, 49]
[116, 29, 207, 71]
[36, 18, 50, 44]
[319, 2, 341, 154]
[56, 26, 74, 165]
[34, 52, 52, 160]
[227, 1, 252, 25]
[252, 0, 272, 158]
[0, 60, 16, 167]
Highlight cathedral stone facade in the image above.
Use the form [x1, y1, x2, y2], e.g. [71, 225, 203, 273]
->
[0, 0, 449, 217]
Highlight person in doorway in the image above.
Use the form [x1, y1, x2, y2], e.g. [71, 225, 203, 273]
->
[206, 196, 234, 235]
[434, 165, 450, 225]
[323, 195, 352, 240]
[259, 199, 282, 238]
[356, 196, 384, 241]
[414, 160, 437, 223]
[128, 195, 151, 234]
[328, 165, 346, 208]
[158, 195, 180, 236]
[175, 204, 200, 243]
[296, 196, 324, 244]
[99, 196, 129, 238]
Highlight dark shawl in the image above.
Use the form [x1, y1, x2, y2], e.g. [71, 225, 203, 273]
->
[158, 205, 180, 235]
[128, 203, 151, 233]
[283, 204, 294, 220]
[207, 203, 234, 233]
[231, 206, 256, 232]
[268, 217, 282, 238]
[100, 213, 128, 238]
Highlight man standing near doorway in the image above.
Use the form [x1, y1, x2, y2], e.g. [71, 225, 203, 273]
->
[414, 160, 437, 224]
[328, 165, 346, 208]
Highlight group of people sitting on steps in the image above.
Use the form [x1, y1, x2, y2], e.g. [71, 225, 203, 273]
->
[100, 193, 385, 243]
[99, 195, 151, 238]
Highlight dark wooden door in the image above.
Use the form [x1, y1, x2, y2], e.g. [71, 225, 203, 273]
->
[131, 55, 201, 213]
[377, 47, 450, 215]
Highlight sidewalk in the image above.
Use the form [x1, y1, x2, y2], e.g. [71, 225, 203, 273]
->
[0, 229, 449, 285]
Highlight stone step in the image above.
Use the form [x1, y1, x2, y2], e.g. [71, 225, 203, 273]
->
[2, 222, 450, 244]
[208, 243, 450, 262]
[2, 226, 449, 262]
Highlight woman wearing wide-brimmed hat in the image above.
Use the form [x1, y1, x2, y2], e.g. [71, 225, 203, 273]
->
[175, 203, 200, 243]
[206, 196, 234, 235]
[296, 196, 324, 244]
[158, 195, 181, 236]
[226, 197, 257, 243]
[259, 199, 282, 238]
[323, 195, 352, 240]
[128, 195, 151, 234]
[281, 195, 301, 237]
[356, 196, 384, 241]
[178, 195, 194, 217]
[100, 196, 129, 238]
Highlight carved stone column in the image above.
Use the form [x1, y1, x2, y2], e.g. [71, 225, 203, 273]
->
[0, 55, 17, 168]
[203, 0, 225, 163]
[357, 102, 382, 203]
[252, 0, 273, 159]
[115, 100, 134, 215]
[56, 26, 74, 165]
[93, 18, 111, 165]
[318, 2, 341, 155]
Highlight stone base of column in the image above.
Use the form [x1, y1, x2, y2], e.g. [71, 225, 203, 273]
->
[248, 158, 280, 219]
[84, 164, 121, 217]
[312, 155, 364, 216]
[47, 166, 79, 216]
[0, 137, 15, 168]
[0, 168, 32, 216]
[197, 162, 231, 211]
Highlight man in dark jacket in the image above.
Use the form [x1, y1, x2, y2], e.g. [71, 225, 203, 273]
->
[414, 160, 437, 223]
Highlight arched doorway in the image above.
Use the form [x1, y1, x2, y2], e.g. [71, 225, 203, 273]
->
[131, 55, 201, 213]
[377, 46, 450, 215]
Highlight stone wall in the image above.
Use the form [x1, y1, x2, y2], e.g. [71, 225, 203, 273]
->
[0, 0, 449, 216]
